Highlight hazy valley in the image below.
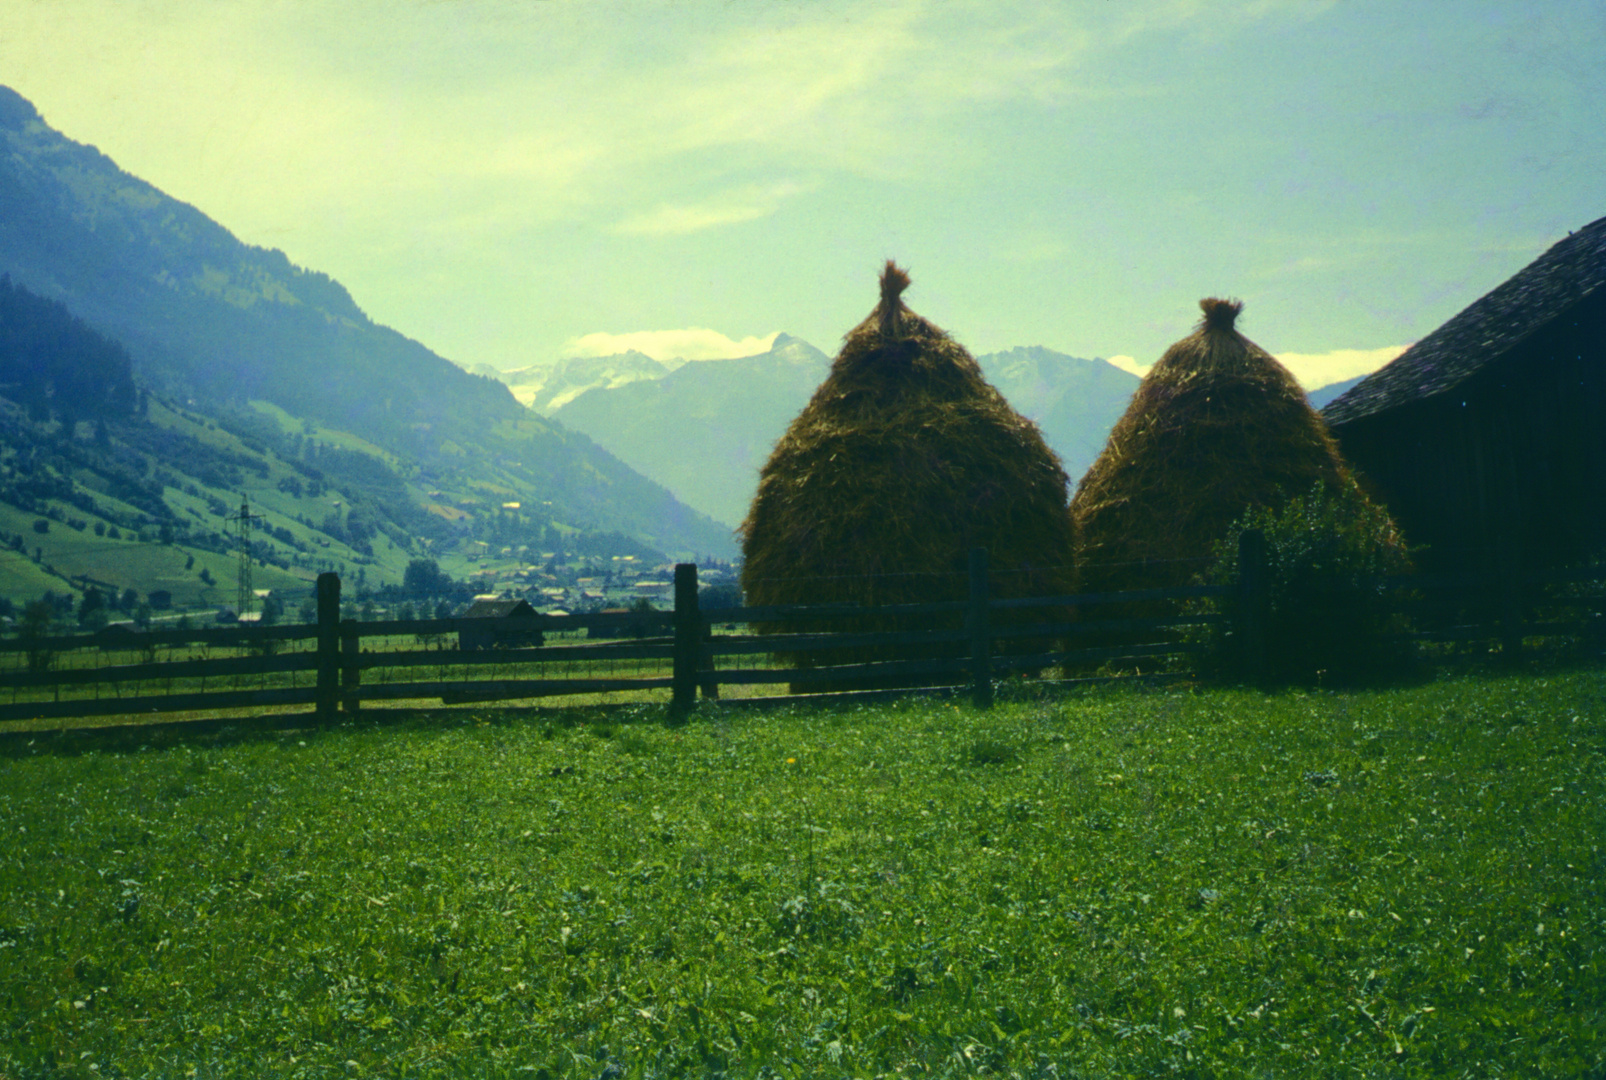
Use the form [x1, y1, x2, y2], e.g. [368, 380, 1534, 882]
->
[0, 81, 1364, 621]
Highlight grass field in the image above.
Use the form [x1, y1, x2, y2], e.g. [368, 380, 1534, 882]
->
[0, 671, 1601, 1078]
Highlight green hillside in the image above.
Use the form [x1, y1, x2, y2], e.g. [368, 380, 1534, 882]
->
[0, 378, 727, 617]
[0, 84, 733, 568]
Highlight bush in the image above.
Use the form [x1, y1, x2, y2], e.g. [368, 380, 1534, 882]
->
[1197, 480, 1415, 684]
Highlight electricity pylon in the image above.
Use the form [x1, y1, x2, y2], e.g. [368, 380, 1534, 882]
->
[227, 496, 262, 616]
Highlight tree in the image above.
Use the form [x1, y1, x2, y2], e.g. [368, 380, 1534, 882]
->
[403, 558, 454, 598]
[21, 599, 55, 673]
[260, 594, 285, 625]
[78, 587, 107, 629]
[20, 598, 54, 638]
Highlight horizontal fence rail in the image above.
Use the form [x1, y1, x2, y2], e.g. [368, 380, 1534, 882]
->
[1, 543, 1601, 731]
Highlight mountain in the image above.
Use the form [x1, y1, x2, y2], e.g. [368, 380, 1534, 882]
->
[0, 84, 733, 563]
[552, 337, 1142, 527]
[515, 351, 674, 413]
[1307, 374, 1367, 411]
[0, 276, 381, 609]
[973, 347, 1143, 489]
[553, 335, 831, 527]
[0, 272, 700, 616]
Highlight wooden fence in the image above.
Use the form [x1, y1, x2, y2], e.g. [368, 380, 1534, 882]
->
[0, 532, 1601, 729]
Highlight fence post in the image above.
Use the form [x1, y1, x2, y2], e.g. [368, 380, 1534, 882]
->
[341, 617, 361, 715]
[969, 547, 993, 709]
[316, 572, 340, 721]
[672, 563, 699, 713]
[1237, 529, 1268, 686]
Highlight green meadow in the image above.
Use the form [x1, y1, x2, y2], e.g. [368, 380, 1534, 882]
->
[1, 671, 1601, 1078]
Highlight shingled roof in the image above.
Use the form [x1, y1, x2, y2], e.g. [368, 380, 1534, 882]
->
[1323, 215, 1606, 425]
[461, 598, 536, 619]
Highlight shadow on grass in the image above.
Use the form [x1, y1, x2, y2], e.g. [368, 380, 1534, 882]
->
[0, 699, 685, 759]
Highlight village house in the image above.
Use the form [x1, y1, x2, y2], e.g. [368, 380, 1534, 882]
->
[457, 597, 543, 651]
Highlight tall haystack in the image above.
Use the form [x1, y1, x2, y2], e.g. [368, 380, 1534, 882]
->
[1071, 298, 1355, 594]
[740, 262, 1075, 684]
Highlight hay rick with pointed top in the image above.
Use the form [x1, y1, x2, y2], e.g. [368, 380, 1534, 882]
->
[1071, 297, 1376, 597]
[740, 261, 1076, 690]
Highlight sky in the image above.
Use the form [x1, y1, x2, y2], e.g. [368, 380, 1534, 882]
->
[1, 1, 1602, 390]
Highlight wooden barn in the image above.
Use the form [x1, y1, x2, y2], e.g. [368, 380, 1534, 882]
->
[457, 597, 543, 651]
[1322, 216, 1606, 575]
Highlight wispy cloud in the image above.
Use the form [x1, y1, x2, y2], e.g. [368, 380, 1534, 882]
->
[564, 328, 781, 362]
[1104, 344, 1406, 388]
[611, 182, 812, 236]
[0, 0, 1328, 249]
[1275, 345, 1408, 390]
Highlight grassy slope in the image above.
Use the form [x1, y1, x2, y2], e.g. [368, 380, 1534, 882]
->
[0, 672, 1600, 1078]
[0, 396, 422, 611]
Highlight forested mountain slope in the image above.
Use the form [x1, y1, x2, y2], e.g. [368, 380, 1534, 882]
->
[0, 84, 731, 562]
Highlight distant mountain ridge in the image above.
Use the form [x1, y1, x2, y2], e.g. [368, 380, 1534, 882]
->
[543, 331, 1374, 531]
[1307, 374, 1367, 411]
[549, 336, 1145, 526]
[973, 346, 1145, 490]
[515, 351, 675, 413]
[553, 334, 832, 527]
[0, 83, 732, 559]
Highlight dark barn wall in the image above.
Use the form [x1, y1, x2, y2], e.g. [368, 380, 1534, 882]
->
[1331, 294, 1606, 575]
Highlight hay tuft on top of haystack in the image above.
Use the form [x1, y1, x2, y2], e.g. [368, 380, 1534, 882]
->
[1070, 297, 1361, 594]
[740, 262, 1074, 663]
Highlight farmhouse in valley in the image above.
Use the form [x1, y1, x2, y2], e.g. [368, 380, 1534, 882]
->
[457, 597, 543, 651]
[1322, 215, 1606, 574]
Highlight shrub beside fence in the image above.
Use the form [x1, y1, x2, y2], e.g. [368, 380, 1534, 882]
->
[0, 535, 1601, 729]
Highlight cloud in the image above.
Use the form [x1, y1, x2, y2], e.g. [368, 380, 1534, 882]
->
[1103, 343, 1406, 388]
[564, 328, 781, 363]
[611, 182, 812, 237]
[1274, 345, 1408, 390]
[0, 0, 1329, 254]
[1104, 355, 1152, 378]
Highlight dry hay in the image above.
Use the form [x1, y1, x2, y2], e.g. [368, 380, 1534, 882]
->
[1071, 298, 1357, 598]
[739, 262, 1075, 689]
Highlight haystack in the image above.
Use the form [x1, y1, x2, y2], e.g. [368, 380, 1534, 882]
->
[740, 262, 1075, 687]
[1070, 298, 1357, 596]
